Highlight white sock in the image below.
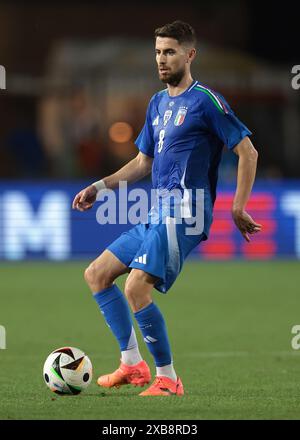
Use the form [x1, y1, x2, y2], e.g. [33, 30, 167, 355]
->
[156, 364, 177, 382]
[121, 347, 143, 366]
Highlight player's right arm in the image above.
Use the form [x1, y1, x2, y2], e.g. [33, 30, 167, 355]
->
[72, 151, 153, 212]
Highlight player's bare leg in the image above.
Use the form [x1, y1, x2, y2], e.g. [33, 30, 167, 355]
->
[85, 250, 151, 388]
[124, 269, 184, 396]
[124, 268, 155, 313]
[84, 249, 129, 292]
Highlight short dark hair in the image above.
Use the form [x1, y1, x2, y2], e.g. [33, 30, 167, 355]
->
[154, 20, 196, 47]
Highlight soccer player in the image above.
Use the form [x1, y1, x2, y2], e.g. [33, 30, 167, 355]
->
[72, 20, 261, 396]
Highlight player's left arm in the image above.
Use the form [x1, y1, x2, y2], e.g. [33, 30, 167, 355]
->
[232, 136, 262, 242]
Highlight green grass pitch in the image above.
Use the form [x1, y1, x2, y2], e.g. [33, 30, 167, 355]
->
[1, 260, 300, 420]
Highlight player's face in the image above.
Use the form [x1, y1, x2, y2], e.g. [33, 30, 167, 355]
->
[155, 37, 191, 86]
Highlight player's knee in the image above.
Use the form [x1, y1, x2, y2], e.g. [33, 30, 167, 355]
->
[84, 262, 112, 291]
[84, 264, 96, 287]
[124, 273, 152, 311]
[124, 271, 141, 298]
[124, 277, 135, 303]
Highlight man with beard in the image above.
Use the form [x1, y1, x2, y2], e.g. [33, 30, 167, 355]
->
[72, 20, 261, 396]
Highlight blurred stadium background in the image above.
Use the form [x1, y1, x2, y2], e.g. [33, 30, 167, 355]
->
[0, 1, 299, 260]
[1, 1, 300, 420]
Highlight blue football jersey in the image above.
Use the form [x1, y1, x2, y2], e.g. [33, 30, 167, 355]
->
[135, 80, 252, 238]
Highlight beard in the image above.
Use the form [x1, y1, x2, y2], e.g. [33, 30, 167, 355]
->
[159, 67, 185, 87]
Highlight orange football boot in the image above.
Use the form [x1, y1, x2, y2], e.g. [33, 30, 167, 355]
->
[97, 360, 151, 389]
[139, 376, 184, 396]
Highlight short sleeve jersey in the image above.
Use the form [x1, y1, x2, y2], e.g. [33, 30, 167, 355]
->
[135, 80, 252, 236]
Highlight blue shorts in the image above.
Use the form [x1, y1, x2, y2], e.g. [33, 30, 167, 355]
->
[107, 218, 205, 293]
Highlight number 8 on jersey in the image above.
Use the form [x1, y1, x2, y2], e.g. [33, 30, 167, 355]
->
[158, 129, 165, 153]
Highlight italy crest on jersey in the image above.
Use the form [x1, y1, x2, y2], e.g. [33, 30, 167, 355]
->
[174, 107, 188, 126]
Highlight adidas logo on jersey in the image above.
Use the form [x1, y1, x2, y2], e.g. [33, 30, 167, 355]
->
[152, 116, 159, 126]
[134, 254, 147, 264]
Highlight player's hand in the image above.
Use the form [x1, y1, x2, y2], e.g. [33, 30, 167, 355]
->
[72, 185, 97, 212]
[232, 209, 262, 242]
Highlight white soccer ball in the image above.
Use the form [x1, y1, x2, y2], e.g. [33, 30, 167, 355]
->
[43, 346, 93, 395]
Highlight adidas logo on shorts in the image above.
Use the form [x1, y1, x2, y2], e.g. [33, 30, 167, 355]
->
[134, 254, 147, 264]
